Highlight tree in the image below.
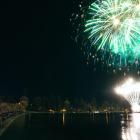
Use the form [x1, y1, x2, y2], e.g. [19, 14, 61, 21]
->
[63, 99, 71, 110]
[0, 103, 9, 113]
[32, 97, 42, 111]
[90, 98, 97, 112]
[19, 96, 29, 111]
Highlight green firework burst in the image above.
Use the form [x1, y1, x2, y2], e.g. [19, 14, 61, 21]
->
[84, 0, 140, 66]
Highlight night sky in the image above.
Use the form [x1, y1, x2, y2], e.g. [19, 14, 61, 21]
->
[0, 0, 136, 99]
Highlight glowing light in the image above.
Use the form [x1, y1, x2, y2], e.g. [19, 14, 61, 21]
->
[49, 109, 55, 113]
[115, 78, 140, 112]
[113, 18, 120, 27]
[61, 109, 67, 112]
[136, 3, 140, 10]
[132, 103, 140, 112]
[61, 109, 66, 125]
[115, 86, 122, 95]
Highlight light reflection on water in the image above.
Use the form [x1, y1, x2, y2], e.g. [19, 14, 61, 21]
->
[62, 113, 65, 125]
[121, 113, 140, 140]
[61, 112, 140, 139]
[2, 112, 140, 140]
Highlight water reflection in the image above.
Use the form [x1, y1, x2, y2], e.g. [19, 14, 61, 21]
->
[121, 113, 140, 140]
[105, 112, 109, 124]
[62, 113, 65, 125]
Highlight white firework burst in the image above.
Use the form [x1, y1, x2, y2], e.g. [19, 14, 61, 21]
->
[115, 78, 140, 112]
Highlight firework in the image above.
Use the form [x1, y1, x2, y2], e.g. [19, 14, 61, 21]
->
[115, 78, 140, 112]
[84, 0, 140, 67]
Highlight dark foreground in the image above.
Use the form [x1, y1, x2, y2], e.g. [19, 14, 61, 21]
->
[0, 113, 139, 140]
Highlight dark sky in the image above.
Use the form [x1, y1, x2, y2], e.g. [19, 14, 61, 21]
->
[0, 0, 133, 99]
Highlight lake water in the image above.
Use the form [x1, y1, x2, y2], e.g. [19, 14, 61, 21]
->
[0, 113, 140, 140]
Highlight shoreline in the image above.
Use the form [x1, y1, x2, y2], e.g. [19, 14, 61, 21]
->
[0, 113, 25, 137]
[28, 111, 132, 114]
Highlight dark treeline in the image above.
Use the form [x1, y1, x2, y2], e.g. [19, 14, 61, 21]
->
[0, 96, 131, 113]
[29, 96, 131, 112]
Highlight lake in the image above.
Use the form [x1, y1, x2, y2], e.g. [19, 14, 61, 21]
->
[0, 112, 139, 140]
